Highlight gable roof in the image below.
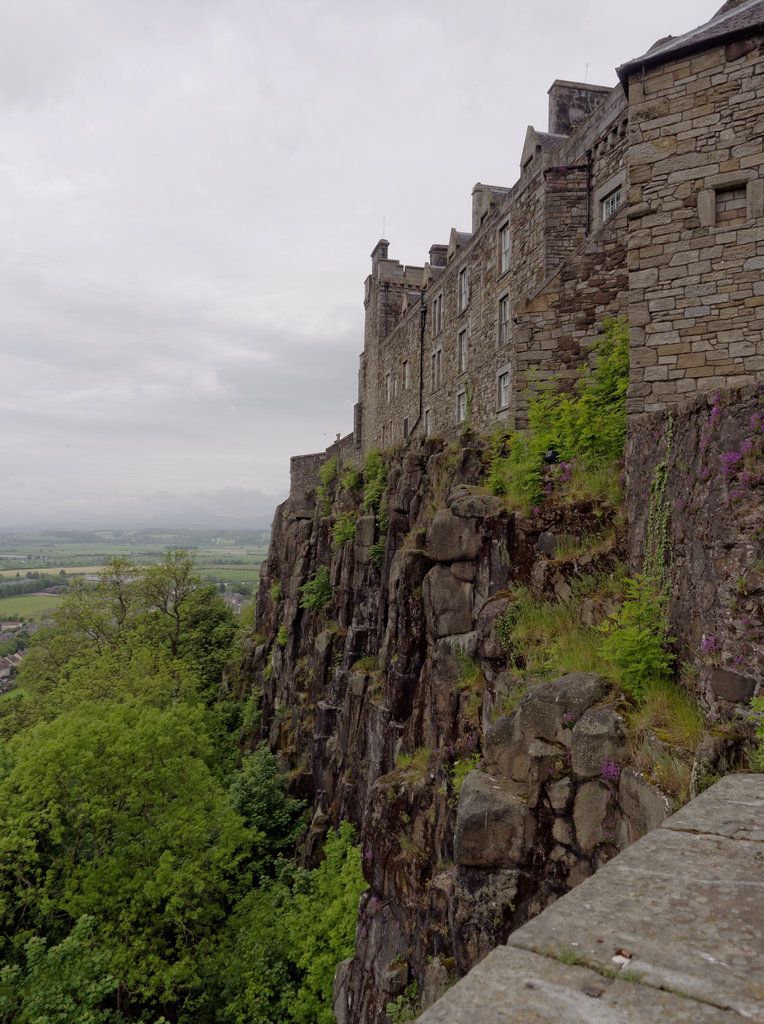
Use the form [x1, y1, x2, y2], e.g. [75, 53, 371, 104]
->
[617, 0, 764, 91]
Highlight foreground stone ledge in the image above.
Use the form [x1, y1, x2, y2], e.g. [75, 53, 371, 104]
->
[418, 774, 764, 1023]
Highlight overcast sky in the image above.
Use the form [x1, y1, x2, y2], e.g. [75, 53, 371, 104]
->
[0, 0, 708, 529]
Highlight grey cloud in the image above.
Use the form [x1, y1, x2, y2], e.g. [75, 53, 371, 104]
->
[0, 0, 703, 527]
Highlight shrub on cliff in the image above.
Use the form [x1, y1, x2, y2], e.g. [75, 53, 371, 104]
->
[362, 449, 387, 513]
[488, 318, 628, 507]
[299, 565, 332, 613]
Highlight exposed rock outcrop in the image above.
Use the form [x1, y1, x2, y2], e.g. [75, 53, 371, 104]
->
[242, 422, 759, 1023]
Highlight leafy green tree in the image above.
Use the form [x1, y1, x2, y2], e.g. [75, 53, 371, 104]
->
[0, 701, 251, 1021]
[222, 823, 365, 1024]
[228, 746, 307, 880]
[11, 553, 239, 729]
[286, 822, 366, 1024]
[0, 915, 118, 1024]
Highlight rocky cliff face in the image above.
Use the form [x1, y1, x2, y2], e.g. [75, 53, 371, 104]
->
[627, 383, 764, 711]
[242, 434, 696, 1023]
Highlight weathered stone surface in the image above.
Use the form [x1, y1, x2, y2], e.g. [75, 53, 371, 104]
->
[518, 673, 610, 746]
[427, 509, 482, 562]
[417, 944, 750, 1023]
[483, 674, 610, 784]
[617, 769, 671, 846]
[547, 776, 574, 813]
[420, 777, 764, 1023]
[422, 565, 473, 637]
[454, 770, 535, 867]
[690, 732, 748, 800]
[536, 531, 557, 555]
[663, 771, 764, 842]
[627, 386, 764, 709]
[570, 704, 628, 779]
[573, 778, 613, 851]
[527, 740, 564, 808]
[450, 560, 476, 582]
[706, 665, 757, 703]
[552, 816, 575, 846]
[509, 776, 764, 1021]
[354, 514, 376, 551]
[447, 485, 505, 519]
[476, 596, 511, 661]
[451, 866, 522, 973]
[332, 957, 353, 1024]
[420, 957, 452, 1011]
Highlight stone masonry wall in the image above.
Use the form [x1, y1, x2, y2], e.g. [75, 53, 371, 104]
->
[358, 83, 629, 452]
[626, 34, 764, 416]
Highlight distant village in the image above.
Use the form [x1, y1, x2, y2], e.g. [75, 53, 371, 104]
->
[0, 621, 39, 692]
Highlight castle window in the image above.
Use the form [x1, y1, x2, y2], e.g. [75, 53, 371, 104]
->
[403, 417, 409, 440]
[386, 374, 391, 403]
[433, 293, 443, 335]
[456, 390, 467, 424]
[393, 376, 398, 398]
[402, 360, 409, 389]
[424, 408, 431, 437]
[431, 347, 442, 391]
[698, 173, 762, 228]
[602, 186, 622, 222]
[498, 295, 510, 346]
[593, 170, 626, 230]
[499, 222, 511, 274]
[497, 370, 511, 411]
[457, 330, 468, 373]
[457, 267, 469, 313]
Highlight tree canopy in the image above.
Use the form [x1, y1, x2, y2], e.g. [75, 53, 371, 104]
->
[0, 552, 365, 1024]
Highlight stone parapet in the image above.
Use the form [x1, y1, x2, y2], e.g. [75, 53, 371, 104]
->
[418, 773, 764, 1023]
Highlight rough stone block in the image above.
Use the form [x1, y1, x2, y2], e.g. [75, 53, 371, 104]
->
[423, 565, 473, 638]
[617, 769, 671, 846]
[570, 705, 628, 779]
[454, 771, 535, 867]
[706, 665, 757, 703]
[427, 508, 482, 563]
[573, 779, 612, 850]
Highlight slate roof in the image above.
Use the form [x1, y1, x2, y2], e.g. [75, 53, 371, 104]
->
[617, 0, 764, 89]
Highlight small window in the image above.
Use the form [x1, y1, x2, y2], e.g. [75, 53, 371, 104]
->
[497, 370, 510, 411]
[498, 295, 510, 346]
[457, 329, 468, 373]
[456, 390, 467, 424]
[602, 186, 622, 222]
[402, 360, 409, 389]
[457, 266, 469, 313]
[431, 348, 442, 390]
[433, 293, 443, 335]
[424, 408, 431, 437]
[393, 376, 398, 398]
[386, 374, 391, 403]
[403, 417, 409, 440]
[499, 222, 511, 274]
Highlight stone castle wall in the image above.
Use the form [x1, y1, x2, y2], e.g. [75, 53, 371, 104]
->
[357, 81, 630, 452]
[289, 3, 763, 495]
[625, 31, 764, 417]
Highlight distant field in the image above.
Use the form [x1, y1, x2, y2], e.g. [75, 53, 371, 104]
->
[0, 565, 104, 578]
[0, 531, 270, 595]
[0, 593, 65, 620]
[198, 566, 261, 583]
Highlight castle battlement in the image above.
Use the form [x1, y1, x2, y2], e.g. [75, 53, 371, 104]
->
[296, 0, 763, 499]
